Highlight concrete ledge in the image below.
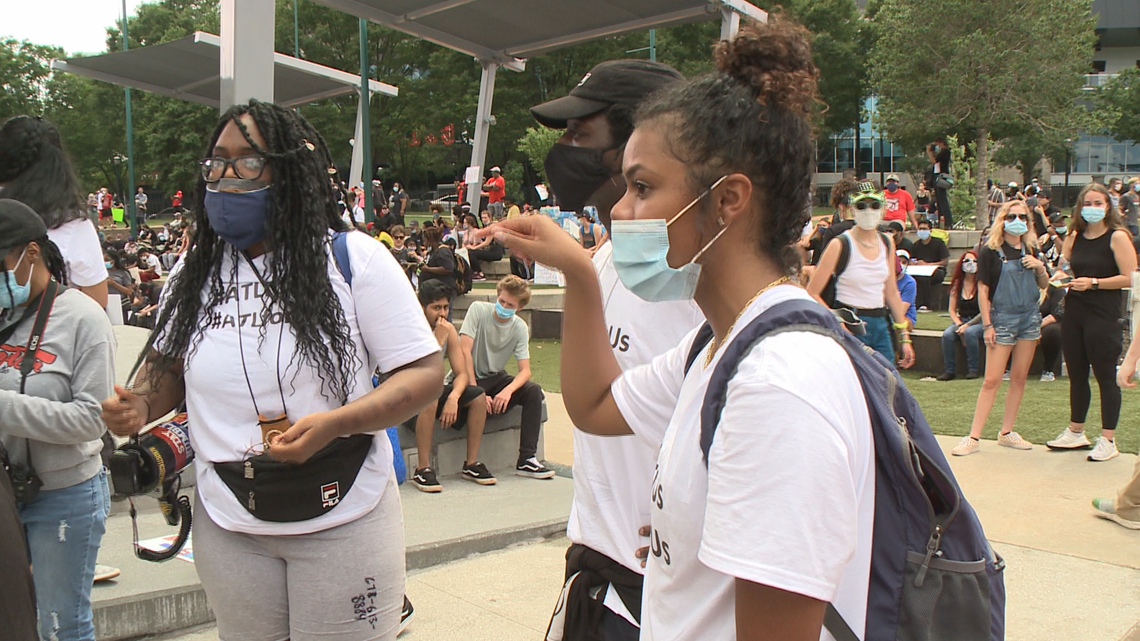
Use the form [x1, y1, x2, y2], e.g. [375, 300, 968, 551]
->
[405, 517, 567, 571]
[95, 584, 212, 641]
[398, 404, 549, 474]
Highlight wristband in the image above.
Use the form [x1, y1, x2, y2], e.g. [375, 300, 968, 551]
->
[984, 323, 993, 329]
[892, 321, 909, 330]
[900, 339, 913, 344]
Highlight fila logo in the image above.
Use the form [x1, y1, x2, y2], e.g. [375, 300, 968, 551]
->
[321, 482, 340, 508]
[576, 72, 592, 87]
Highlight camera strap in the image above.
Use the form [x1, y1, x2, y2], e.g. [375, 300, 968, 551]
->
[3, 280, 60, 478]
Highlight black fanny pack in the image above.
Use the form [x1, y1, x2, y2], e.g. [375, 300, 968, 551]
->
[214, 434, 373, 522]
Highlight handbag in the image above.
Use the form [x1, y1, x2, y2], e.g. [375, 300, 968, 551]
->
[214, 433, 373, 522]
[935, 173, 954, 190]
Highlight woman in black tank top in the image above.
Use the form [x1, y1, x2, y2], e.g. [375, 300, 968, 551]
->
[1046, 184, 1138, 461]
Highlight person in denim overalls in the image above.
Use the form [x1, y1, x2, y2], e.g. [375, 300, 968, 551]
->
[953, 200, 1049, 456]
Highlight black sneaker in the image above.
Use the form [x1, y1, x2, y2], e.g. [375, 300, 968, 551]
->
[935, 372, 955, 381]
[399, 595, 414, 635]
[515, 457, 556, 479]
[965, 371, 979, 380]
[411, 467, 442, 493]
[462, 461, 497, 485]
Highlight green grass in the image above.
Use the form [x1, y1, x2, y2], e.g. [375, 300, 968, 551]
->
[902, 370, 1138, 453]
[519, 337, 1138, 453]
[913, 312, 955, 332]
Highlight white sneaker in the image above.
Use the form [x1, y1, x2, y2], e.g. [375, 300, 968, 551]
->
[997, 431, 1033, 450]
[1092, 498, 1140, 530]
[951, 436, 980, 456]
[93, 564, 121, 583]
[1088, 437, 1119, 462]
[1040, 372, 1055, 382]
[1046, 428, 1092, 450]
[1002, 371, 1010, 381]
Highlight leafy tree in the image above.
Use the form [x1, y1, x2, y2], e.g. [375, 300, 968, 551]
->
[516, 126, 563, 183]
[1095, 67, 1140, 145]
[870, 0, 1095, 223]
[0, 39, 63, 118]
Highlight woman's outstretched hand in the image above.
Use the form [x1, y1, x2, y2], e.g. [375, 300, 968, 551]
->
[473, 216, 593, 275]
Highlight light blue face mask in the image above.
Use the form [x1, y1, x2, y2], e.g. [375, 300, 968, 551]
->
[494, 301, 516, 319]
[0, 247, 31, 310]
[1004, 218, 1028, 236]
[1081, 206, 1106, 224]
[916, 229, 931, 241]
[611, 176, 729, 302]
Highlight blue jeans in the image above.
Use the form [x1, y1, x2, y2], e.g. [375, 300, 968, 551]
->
[18, 470, 110, 641]
[942, 322, 986, 374]
[858, 315, 895, 364]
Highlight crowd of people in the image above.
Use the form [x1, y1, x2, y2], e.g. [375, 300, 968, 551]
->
[1, 13, 1139, 641]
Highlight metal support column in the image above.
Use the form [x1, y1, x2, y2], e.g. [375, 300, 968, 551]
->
[359, 19, 373, 222]
[720, 7, 741, 41]
[219, 0, 275, 109]
[467, 60, 499, 212]
[121, 0, 137, 236]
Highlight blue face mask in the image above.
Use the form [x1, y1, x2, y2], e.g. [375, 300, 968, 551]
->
[1004, 218, 1028, 236]
[0, 247, 31, 310]
[1055, 226, 1067, 235]
[104, 261, 113, 269]
[611, 176, 729, 302]
[1081, 206, 1106, 224]
[494, 301, 516, 319]
[886, 183, 899, 193]
[916, 229, 931, 241]
[204, 179, 273, 250]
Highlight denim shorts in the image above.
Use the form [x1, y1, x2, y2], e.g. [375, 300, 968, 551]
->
[992, 309, 1041, 346]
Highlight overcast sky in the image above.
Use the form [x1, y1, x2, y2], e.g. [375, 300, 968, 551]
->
[3, 0, 150, 55]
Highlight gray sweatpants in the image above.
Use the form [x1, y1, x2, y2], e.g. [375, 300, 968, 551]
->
[193, 477, 405, 641]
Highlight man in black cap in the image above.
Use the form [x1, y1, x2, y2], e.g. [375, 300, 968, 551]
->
[533, 61, 705, 641]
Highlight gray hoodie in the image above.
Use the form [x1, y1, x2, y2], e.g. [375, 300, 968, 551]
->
[0, 288, 116, 491]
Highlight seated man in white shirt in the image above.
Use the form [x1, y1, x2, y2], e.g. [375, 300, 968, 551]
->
[459, 276, 555, 479]
[136, 246, 163, 281]
[409, 280, 494, 492]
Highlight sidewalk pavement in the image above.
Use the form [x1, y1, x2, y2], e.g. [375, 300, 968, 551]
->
[104, 329, 1140, 640]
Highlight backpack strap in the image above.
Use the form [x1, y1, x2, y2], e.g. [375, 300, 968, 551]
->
[698, 298, 844, 465]
[834, 232, 852, 277]
[331, 230, 353, 286]
[683, 324, 716, 375]
[824, 603, 859, 641]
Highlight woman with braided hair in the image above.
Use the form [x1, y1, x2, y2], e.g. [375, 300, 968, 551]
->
[0, 116, 109, 309]
[100, 101, 442, 640]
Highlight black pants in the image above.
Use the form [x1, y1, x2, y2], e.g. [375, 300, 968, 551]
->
[433, 383, 485, 430]
[468, 246, 503, 275]
[599, 609, 640, 641]
[0, 468, 38, 641]
[475, 371, 543, 461]
[934, 186, 952, 229]
[1062, 299, 1123, 430]
[913, 269, 946, 310]
[1039, 322, 1063, 374]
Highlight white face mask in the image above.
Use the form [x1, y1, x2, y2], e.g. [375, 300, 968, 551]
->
[854, 207, 884, 231]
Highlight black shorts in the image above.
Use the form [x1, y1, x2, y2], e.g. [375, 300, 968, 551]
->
[435, 383, 485, 430]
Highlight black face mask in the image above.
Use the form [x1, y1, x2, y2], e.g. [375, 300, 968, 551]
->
[544, 143, 617, 213]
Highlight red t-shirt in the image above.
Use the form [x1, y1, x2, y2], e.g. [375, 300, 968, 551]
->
[883, 189, 915, 222]
[172, 191, 183, 207]
[485, 176, 505, 204]
[100, 193, 112, 209]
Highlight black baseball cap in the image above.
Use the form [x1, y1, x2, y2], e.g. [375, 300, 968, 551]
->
[0, 199, 47, 254]
[530, 59, 684, 129]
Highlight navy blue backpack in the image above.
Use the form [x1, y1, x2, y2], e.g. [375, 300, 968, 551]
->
[332, 231, 407, 485]
[684, 298, 1005, 641]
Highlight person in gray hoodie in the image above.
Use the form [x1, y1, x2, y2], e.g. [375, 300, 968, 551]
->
[0, 199, 116, 641]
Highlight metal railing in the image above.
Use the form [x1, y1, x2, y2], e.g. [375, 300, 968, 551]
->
[1084, 73, 1120, 89]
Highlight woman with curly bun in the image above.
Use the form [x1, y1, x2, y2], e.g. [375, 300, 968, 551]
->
[480, 16, 875, 640]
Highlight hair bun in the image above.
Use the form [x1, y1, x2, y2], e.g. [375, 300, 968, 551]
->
[713, 16, 819, 115]
[0, 116, 54, 182]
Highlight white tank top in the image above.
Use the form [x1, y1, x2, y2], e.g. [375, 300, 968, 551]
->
[835, 232, 888, 309]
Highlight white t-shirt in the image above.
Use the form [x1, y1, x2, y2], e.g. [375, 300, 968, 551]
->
[46, 218, 109, 288]
[567, 242, 704, 624]
[611, 285, 874, 641]
[158, 231, 439, 535]
[143, 253, 162, 277]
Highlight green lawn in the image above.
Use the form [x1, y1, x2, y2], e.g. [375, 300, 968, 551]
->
[520, 338, 1138, 453]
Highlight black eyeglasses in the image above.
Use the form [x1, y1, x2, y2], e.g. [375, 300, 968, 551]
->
[1005, 213, 1028, 221]
[199, 155, 268, 183]
[852, 200, 883, 211]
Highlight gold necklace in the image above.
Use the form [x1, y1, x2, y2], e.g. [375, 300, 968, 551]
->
[704, 275, 794, 368]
